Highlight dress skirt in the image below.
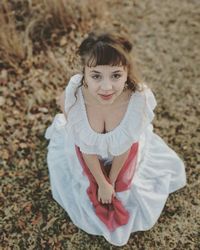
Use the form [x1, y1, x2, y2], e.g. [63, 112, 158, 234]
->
[45, 114, 186, 246]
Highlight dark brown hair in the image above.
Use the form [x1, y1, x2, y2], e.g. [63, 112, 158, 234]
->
[66, 31, 144, 118]
[77, 31, 142, 92]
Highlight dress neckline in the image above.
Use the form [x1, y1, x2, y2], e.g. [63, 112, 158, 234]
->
[79, 86, 135, 137]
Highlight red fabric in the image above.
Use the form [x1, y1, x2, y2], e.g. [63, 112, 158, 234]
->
[75, 142, 139, 231]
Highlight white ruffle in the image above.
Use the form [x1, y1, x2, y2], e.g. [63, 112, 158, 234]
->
[64, 74, 83, 114]
[64, 74, 157, 158]
[45, 114, 68, 140]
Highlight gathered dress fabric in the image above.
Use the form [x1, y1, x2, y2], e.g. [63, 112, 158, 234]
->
[45, 74, 187, 246]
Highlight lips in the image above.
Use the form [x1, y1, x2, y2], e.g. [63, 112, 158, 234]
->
[99, 94, 113, 97]
[98, 93, 114, 100]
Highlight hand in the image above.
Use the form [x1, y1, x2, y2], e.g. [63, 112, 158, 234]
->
[108, 174, 116, 188]
[97, 181, 116, 204]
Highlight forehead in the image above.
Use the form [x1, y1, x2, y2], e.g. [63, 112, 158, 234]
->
[85, 65, 127, 73]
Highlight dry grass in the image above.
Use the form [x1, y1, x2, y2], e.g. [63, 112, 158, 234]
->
[1, 0, 199, 249]
[0, 0, 105, 72]
[0, 1, 26, 71]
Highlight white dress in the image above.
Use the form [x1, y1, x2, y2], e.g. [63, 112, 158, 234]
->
[45, 74, 187, 246]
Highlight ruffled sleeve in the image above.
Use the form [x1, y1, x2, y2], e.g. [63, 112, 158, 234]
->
[45, 73, 83, 140]
[64, 73, 83, 114]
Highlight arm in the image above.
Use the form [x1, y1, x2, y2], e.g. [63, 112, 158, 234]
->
[81, 153, 108, 186]
[82, 153, 116, 204]
[56, 90, 67, 119]
[109, 148, 131, 186]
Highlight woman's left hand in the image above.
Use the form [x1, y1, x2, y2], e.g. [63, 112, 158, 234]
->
[108, 174, 116, 188]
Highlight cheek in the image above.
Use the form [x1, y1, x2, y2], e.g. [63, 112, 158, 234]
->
[116, 79, 126, 90]
[88, 82, 99, 93]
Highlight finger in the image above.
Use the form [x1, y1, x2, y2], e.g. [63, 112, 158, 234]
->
[101, 198, 105, 204]
[97, 193, 100, 202]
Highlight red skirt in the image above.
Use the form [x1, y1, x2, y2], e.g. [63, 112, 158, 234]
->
[75, 142, 139, 232]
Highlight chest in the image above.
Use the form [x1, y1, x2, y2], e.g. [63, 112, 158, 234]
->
[85, 104, 129, 134]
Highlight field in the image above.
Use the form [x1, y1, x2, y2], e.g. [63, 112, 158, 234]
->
[1, 0, 199, 249]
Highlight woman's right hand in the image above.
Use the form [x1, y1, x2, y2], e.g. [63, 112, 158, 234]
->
[97, 181, 116, 204]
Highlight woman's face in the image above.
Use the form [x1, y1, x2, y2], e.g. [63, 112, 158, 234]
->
[84, 65, 128, 105]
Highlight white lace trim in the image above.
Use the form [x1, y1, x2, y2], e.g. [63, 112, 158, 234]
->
[63, 73, 157, 158]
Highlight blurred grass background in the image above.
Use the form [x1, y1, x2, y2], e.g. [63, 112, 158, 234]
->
[0, 0, 199, 249]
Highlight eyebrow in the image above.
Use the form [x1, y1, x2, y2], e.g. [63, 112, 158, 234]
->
[90, 70, 123, 73]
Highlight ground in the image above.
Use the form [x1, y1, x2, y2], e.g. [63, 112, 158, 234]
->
[1, 0, 199, 249]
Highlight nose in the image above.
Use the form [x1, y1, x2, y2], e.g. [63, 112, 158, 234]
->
[101, 81, 112, 91]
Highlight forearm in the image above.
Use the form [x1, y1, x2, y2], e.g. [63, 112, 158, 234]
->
[82, 153, 108, 186]
[109, 149, 130, 184]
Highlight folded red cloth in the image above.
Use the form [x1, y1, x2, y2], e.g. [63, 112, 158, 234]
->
[75, 142, 139, 231]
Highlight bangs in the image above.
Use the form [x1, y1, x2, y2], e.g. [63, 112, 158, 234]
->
[85, 44, 128, 67]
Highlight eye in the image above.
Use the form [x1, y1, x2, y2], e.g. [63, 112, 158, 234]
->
[112, 74, 122, 79]
[91, 75, 101, 80]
